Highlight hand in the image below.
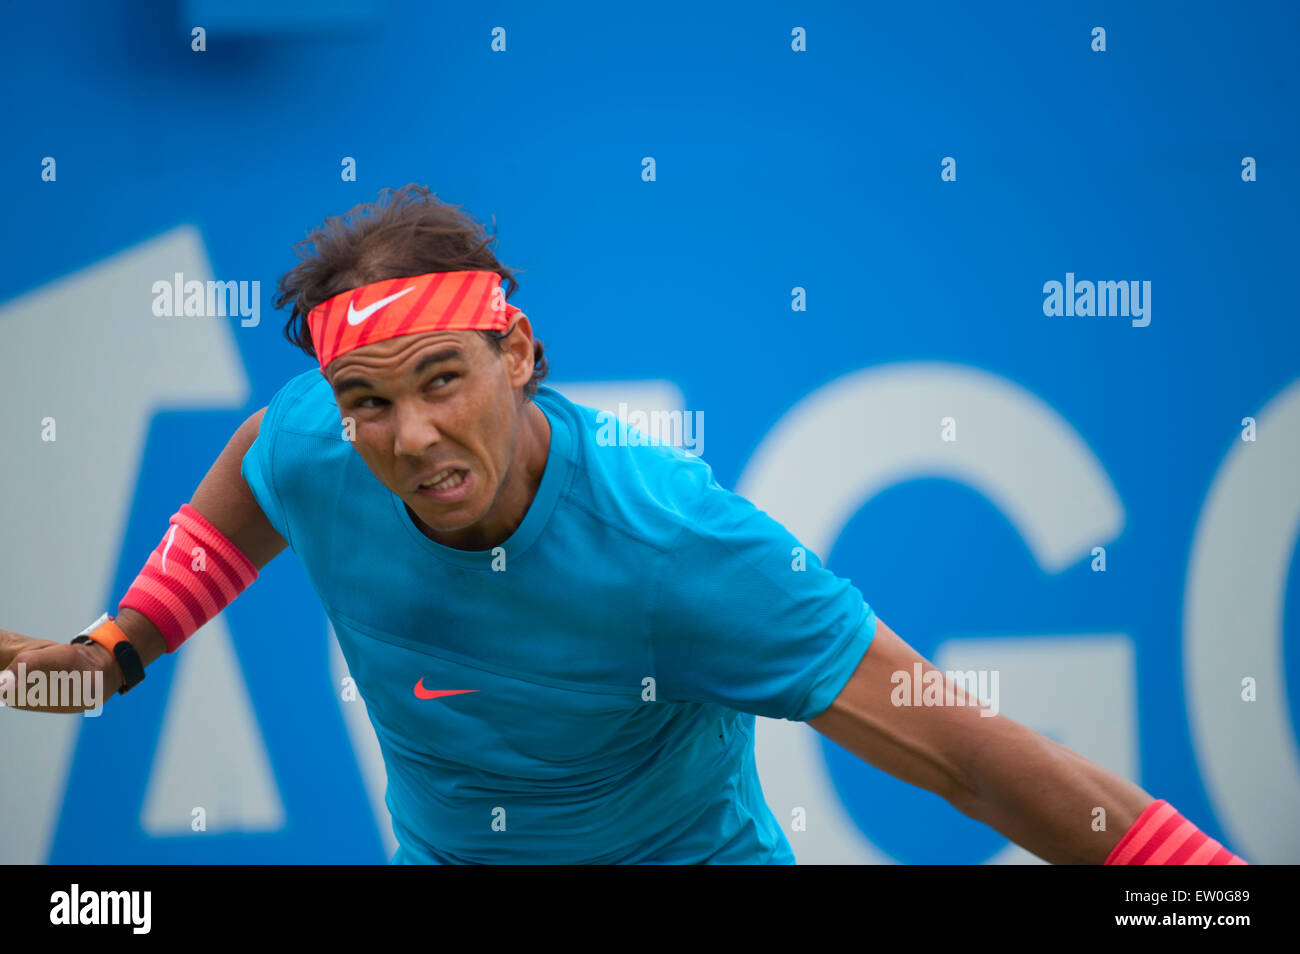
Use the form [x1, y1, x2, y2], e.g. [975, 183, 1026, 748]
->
[0, 626, 121, 713]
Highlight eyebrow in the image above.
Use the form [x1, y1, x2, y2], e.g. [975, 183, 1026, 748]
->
[332, 348, 466, 396]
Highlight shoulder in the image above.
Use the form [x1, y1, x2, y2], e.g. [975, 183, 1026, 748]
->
[260, 366, 347, 443]
[536, 385, 750, 550]
[251, 367, 354, 502]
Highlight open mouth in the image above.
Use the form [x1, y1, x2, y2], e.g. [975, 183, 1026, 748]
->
[414, 467, 472, 501]
[417, 468, 465, 491]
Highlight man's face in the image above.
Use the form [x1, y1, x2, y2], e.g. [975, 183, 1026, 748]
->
[326, 329, 528, 538]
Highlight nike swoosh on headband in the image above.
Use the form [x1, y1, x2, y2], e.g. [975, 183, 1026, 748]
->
[347, 286, 417, 326]
[309, 270, 521, 372]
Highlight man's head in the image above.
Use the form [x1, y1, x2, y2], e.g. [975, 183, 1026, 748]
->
[275, 185, 551, 543]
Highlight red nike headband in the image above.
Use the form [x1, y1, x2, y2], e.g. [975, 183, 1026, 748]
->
[306, 269, 522, 372]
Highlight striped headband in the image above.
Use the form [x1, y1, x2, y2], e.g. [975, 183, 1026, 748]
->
[307, 269, 521, 372]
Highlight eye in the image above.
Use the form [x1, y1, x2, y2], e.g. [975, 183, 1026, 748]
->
[356, 395, 388, 409]
[428, 372, 459, 389]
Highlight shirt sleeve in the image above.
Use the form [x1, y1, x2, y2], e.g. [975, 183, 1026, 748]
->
[649, 458, 877, 722]
[240, 384, 294, 549]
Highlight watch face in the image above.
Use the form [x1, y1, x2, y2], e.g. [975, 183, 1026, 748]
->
[76, 611, 112, 637]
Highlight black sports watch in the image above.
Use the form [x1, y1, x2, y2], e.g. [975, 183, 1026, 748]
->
[71, 612, 146, 695]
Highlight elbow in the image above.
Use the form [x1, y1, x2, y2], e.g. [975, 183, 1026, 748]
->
[937, 723, 998, 822]
[939, 754, 984, 821]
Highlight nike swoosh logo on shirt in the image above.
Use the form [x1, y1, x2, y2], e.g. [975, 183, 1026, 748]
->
[413, 678, 478, 700]
[347, 286, 417, 326]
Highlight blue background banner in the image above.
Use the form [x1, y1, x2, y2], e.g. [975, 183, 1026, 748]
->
[1, 1, 1296, 863]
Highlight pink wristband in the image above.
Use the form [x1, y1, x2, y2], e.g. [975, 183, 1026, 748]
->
[118, 504, 259, 652]
[1105, 800, 1248, 865]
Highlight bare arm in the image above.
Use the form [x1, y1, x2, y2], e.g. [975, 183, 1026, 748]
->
[115, 407, 289, 668]
[807, 617, 1153, 864]
[1, 408, 288, 704]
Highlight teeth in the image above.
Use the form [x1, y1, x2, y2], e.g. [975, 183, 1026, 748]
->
[419, 468, 453, 488]
[420, 468, 464, 491]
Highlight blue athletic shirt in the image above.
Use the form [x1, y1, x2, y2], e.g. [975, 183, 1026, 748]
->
[241, 369, 877, 863]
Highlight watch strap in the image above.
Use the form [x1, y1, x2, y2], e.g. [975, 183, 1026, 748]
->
[72, 615, 146, 694]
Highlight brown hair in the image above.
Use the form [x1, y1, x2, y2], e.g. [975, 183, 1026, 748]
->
[275, 184, 548, 398]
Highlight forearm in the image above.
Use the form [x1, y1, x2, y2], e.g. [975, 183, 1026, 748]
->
[2, 412, 279, 710]
[947, 713, 1153, 864]
[87, 410, 281, 692]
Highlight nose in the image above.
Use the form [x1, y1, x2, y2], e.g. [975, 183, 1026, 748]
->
[391, 398, 442, 457]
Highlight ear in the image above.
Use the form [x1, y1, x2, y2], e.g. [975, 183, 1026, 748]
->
[503, 315, 536, 390]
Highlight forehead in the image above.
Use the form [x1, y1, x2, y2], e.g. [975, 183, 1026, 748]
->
[325, 330, 484, 383]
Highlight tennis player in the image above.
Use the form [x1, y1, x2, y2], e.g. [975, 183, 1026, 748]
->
[0, 185, 1247, 865]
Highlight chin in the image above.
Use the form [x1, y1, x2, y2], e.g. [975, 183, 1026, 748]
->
[408, 497, 485, 534]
